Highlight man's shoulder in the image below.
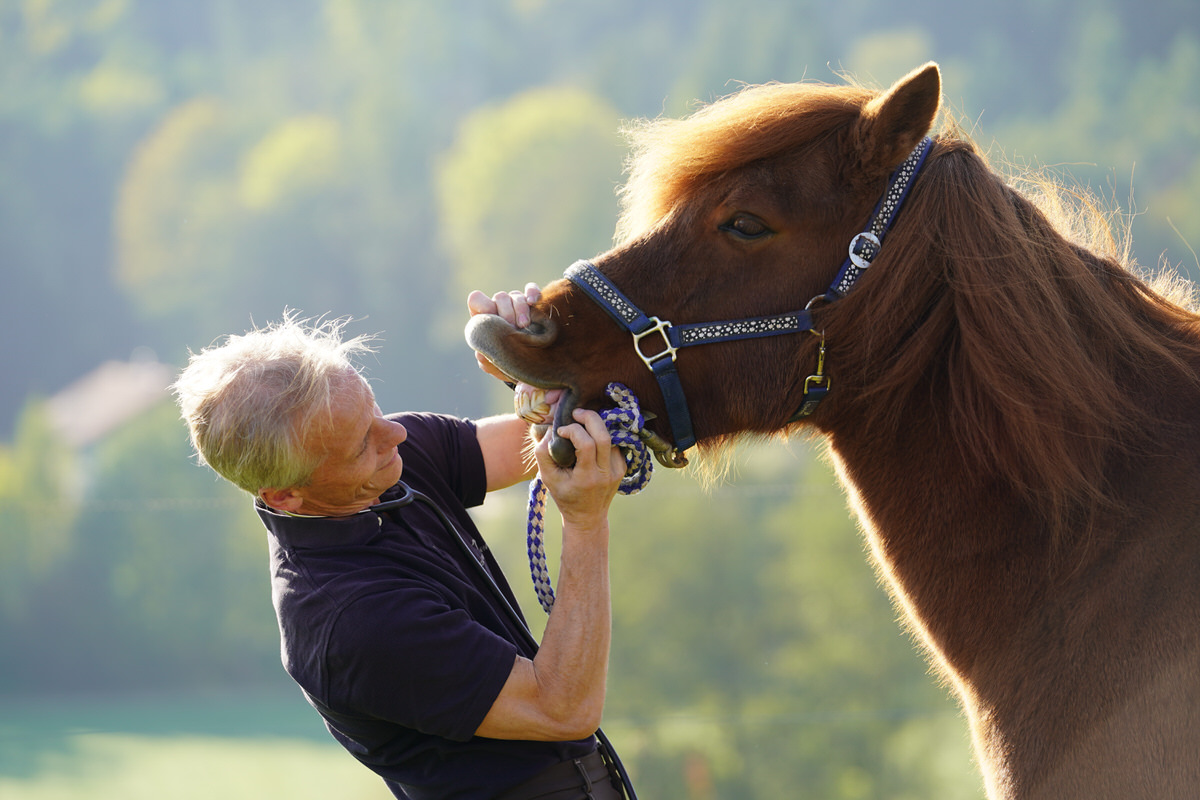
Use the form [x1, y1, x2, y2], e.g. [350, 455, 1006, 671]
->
[391, 412, 485, 497]
[389, 411, 477, 443]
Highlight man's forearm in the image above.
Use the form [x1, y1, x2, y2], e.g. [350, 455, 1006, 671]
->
[473, 406, 620, 742]
[531, 519, 611, 736]
[473, 519, 611, 742]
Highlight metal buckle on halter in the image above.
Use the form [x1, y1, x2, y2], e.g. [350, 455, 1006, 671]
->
[632, 317, 678, 371]
[847, 231, 882, 271]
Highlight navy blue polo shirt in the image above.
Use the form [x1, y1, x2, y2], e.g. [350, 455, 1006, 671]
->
[257, 412, 594, 799]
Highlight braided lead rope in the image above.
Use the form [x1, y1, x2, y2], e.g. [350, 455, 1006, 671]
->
[526, 383, 654, 613]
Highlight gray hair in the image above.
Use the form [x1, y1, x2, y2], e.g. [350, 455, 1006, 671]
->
[172, 313, 377, 495]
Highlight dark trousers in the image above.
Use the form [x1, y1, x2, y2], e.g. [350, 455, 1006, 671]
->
[495, 750, 625, 800]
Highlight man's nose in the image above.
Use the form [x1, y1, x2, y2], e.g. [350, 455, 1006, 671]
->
[387, 420, 407, 447]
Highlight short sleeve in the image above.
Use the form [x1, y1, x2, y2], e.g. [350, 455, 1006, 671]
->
[392, 413, 487, 510]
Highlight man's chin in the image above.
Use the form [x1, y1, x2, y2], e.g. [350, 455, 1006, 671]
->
[374, 463, 404, 495]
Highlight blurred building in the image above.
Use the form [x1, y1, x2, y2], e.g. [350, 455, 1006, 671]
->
[45, 352, 173, 449]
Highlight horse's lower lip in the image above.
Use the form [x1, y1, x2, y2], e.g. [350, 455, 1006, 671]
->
[548, 388, 580, 467]
[512, 383, 578, 467]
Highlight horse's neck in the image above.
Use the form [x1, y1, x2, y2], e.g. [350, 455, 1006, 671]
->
[825, 432, 1051, 669]
[826, 419, 1200, 798]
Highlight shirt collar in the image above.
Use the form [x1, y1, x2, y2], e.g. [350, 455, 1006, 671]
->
[256, 483, 408, 549]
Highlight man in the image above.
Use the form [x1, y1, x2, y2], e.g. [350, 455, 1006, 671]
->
[172, 287, 628, 799]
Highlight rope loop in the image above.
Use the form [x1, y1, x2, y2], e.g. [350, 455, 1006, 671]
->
[526, 383, 653, 613]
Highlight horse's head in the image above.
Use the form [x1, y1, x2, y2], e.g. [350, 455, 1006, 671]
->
[467, 64, 942, 466]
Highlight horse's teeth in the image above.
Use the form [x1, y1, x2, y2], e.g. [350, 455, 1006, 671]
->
[514, 387, 552, 423]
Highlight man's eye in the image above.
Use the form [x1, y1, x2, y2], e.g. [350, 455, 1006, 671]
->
[720, 214, 771, 240]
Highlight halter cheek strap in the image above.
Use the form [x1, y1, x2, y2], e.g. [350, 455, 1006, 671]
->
[826, 137, 934, 299]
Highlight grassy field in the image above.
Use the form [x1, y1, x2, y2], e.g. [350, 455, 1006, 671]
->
[0, 689, 393, 800]
[0, 734, 392, 800]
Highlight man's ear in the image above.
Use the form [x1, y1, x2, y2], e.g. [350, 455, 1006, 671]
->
[259, 487, 303, 512]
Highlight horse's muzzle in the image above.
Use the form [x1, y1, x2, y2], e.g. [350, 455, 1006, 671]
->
[465, 312, 581, 467]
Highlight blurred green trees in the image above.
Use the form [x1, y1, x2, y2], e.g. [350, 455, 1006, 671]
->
[0, 402, 278, 692]
[436, 87, 624, 299]
[0, 405, 77, 621]
[3, 0, 1196, 420]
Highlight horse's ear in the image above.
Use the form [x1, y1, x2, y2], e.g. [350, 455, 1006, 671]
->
[853, 62, 941, 173]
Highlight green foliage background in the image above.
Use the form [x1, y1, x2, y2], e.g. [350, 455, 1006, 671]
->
[2, 0, 1197, 796]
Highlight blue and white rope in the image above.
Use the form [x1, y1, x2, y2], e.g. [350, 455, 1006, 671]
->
[526, 383, 653, 613]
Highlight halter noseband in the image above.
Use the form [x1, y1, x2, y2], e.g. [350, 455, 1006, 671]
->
[566, 137, 934, 464]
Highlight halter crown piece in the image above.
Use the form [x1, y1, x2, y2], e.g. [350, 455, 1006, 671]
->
[565, 137, 934, 452]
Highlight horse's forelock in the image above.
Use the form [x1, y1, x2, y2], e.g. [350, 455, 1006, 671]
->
[616, 82, 873, 244]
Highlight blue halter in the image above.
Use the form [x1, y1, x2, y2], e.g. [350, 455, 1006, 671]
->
[566, 137, 933, 459]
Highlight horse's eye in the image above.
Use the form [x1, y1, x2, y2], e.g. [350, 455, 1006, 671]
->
[720, 214, 772, 240]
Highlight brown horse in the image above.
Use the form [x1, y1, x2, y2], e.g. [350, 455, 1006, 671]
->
[466, 63, 1200, 799]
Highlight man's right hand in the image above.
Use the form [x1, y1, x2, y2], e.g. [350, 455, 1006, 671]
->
[534, 406, 624, 526]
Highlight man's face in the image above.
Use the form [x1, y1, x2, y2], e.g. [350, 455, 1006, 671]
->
[273, 372, 407, 516]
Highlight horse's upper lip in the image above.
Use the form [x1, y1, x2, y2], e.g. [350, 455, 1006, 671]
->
[465, 313, 581, 467]
[464, 314, 561, 389]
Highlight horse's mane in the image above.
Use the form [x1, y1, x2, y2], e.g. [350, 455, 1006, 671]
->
[617, 80, 1200, 533]
[833, 131, 1200, 539]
